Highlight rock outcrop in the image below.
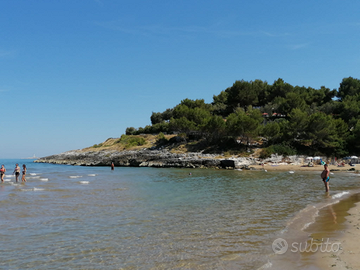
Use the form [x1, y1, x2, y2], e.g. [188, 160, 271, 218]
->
[34, 148, 304, 169]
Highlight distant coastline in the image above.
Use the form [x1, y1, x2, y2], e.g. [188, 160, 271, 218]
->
[34, 148, 357, 172]
[24, 155, 38, 160]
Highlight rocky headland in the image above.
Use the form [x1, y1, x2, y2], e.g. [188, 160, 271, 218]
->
[34, 148, 305, 170]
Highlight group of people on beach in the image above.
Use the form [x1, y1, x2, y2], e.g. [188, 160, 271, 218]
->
[0, 164, 27, 183]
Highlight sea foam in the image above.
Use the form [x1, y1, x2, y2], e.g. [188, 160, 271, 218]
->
[332, 191, 350, 199]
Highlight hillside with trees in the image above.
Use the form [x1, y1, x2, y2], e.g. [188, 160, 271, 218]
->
[124, 77, 360, 158]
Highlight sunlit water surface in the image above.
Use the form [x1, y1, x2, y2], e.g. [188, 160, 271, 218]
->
[1, 159, 359, 269]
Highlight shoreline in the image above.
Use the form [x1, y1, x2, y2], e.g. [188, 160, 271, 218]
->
[245, 164, 360, 173]
[251, 163, 357, 172]
[313, 198, 360, 269]
[267, 191, 360, 270]
[34, 149, 359, 172]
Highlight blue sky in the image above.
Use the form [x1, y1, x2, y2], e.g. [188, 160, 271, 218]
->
[1, 0, 360, 158]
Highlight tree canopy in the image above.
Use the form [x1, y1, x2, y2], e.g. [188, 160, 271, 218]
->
[126, 77, 360, 157]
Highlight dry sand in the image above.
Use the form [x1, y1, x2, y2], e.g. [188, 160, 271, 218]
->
[250, 163, 357, 172]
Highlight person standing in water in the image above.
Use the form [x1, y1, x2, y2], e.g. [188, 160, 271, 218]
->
[0, 165, 6, 182]
[111, 162, 115, 171]
[21, 164, 27, 182]
[321, 163, 330, 192]
[13, 164, 20, 182]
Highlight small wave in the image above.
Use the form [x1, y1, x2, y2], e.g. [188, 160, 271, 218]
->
[79, 181, 89, 184]
[257, 261, 272, 269]
[284, 204, 319, 233]
[87, 174, 96, 176]
[302, 222, 313, 230]
[289, 171, 294, 174]
[3, 179, 11, 182]
[40, 178, 49, 181]
[29, 173, 37, 176]
[4, 175, 14, 178]
[22, 187, 45, 191]
[69, 176, 82, 179]
[332, 191, 350, 199]
[300, 200, 341, 230]
[27, 176, 40, 179]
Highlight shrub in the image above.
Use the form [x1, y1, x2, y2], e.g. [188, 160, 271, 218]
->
[272, 144, 296, 156]
[125, 127, 137, 135]
[156, 132, 168, 145]
[259, 146, 274, 159]
[259, 144, 296, 158]
[117, 135, 146, 148]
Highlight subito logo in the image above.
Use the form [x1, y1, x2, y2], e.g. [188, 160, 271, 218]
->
[272, 238, 288, 254]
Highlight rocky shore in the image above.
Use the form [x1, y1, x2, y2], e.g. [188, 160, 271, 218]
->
[34, 148, 305, 169]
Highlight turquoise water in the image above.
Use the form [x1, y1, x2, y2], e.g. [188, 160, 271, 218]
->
[0, 159, 359, 269]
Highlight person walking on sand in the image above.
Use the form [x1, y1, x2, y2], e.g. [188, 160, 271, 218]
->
[0, 165, 6, 182]
[13, 164, 20, 182]
[321, 163, 330, 192]
[21, 164, 27, 182]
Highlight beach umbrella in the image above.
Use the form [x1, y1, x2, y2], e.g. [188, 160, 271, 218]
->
[306, 157, 313, 160]
[351, 156, 358, 159]
[343, 156, 351, 160]
[313, 157, 321, 160]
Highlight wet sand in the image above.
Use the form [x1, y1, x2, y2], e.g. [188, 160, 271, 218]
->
[314, 199, 360, 269]
[250, 163, 357, 172]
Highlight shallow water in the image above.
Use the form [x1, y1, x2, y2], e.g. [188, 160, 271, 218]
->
[0, 160, 359, 269]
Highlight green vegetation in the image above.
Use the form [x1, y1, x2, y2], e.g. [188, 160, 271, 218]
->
[117, 135, 146, 149]
[156, 132, 168, 145]
[124, 77, 360, 157]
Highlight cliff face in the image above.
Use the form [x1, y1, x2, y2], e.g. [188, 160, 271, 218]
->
[34, 148, 304, 169]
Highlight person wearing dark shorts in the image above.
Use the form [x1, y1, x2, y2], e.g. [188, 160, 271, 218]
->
[13, 164, 20, 183]
[22, 164, 27, 182]
[0, 165, 5, 182]
[321, 164, 330, 192]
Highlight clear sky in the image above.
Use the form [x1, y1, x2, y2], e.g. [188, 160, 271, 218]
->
[1, 0, 360, 158]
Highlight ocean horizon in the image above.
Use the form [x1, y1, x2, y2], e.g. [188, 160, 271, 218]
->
[0, 159, 359, 269]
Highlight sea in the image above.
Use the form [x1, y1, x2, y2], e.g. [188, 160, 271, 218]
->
[1, 159, 360, 269]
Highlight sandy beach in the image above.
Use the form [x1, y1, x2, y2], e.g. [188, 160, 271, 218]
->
[313, 200, 360, 269]
[253, 162, 360, 269]
[250, 163, 357, 172]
